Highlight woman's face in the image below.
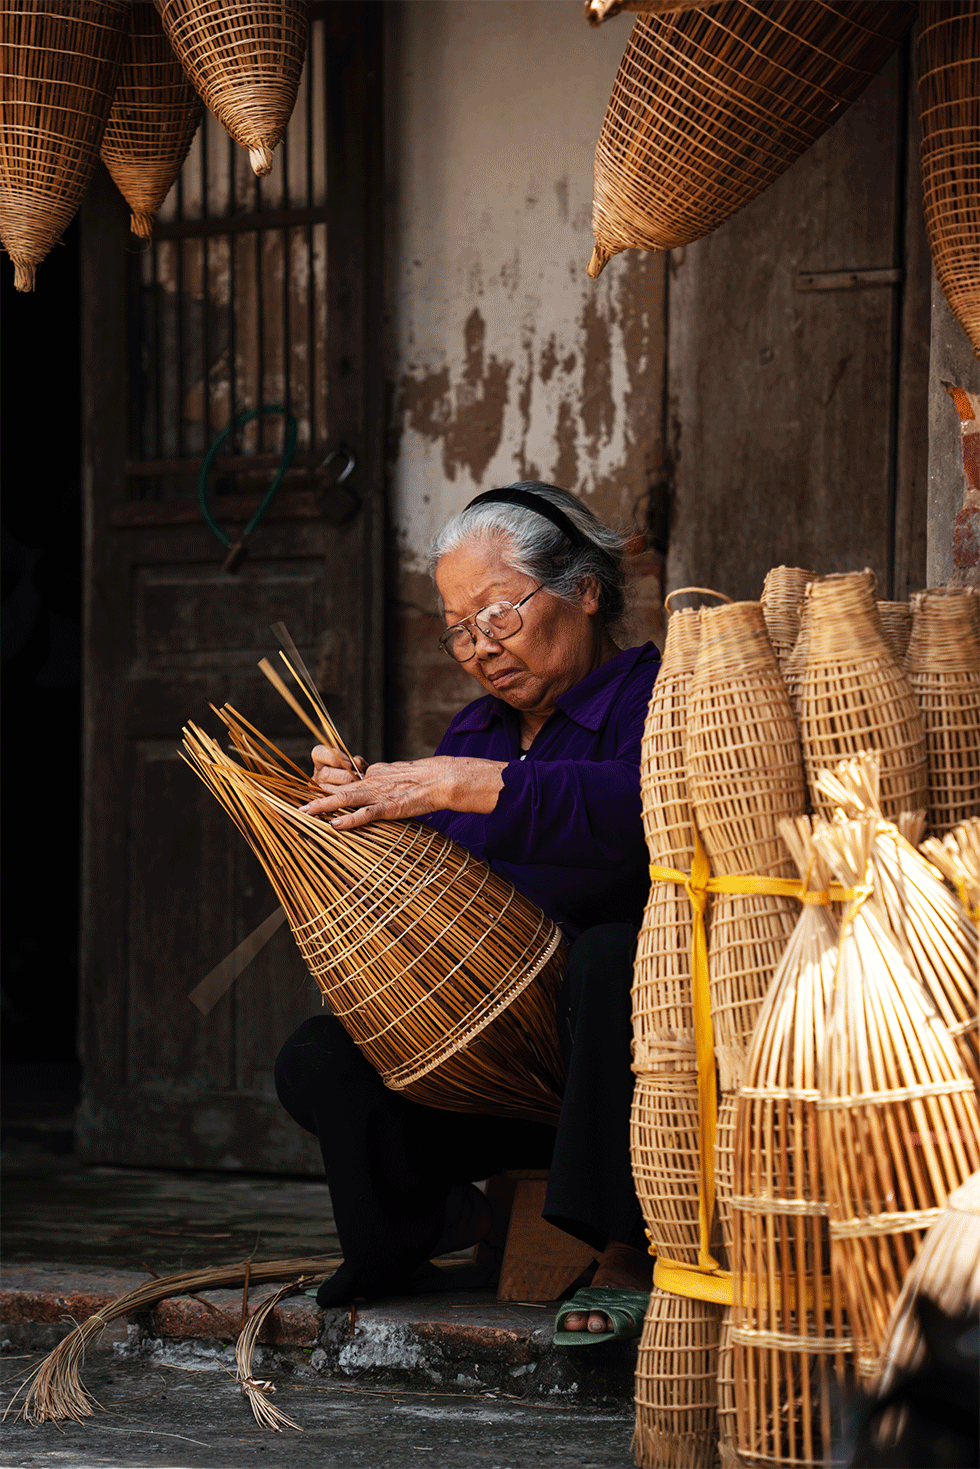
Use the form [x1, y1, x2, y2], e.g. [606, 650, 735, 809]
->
[435, 535, 605, 719]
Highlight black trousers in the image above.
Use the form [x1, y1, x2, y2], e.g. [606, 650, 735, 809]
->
[274, 922, 642, 1303]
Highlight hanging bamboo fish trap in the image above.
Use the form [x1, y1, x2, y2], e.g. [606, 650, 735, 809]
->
[730, 817, 847, 1469]
[812, 817, 980, 1379]
[155, 0, 307, 177]
[0, 1, 130, 292]
[876, 600, 913, 663]
[761, 566, 815, 680]
[633, 1287, 723, 1469]
[905, 587, 980, 836]
[918, 1, 980, 357]
[99, 2, 204, 238]
[817, 754, 979, 1096]
[634, 605, 702, 1072]
[799, 571, 928, 823]
[181, 647, 567, 1125]
[588, 1, 916, 277]
[870, 1168, 980, 1397]
[686, 600, 807, 1091]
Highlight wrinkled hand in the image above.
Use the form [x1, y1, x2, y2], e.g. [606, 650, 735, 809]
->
[300, 753, 505, 831]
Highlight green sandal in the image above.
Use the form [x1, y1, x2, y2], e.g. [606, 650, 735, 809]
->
[553, 1287, 650, 1346]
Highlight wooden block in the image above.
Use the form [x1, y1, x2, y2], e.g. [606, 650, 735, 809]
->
[496, 1178, 596, 1303]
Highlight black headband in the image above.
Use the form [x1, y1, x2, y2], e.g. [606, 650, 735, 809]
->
[463, 487, 593, 552]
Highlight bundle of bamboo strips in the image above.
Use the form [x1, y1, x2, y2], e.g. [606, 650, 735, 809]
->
[812, 817, 980, 1378]
[921, 817, 980, 941]
[905, 587, 980, 836]
[761, 566, 814, 679]
[817, 755, 979, 1095]
[730, 818, 848, 1469]
[687, 600, 806, 1091]
[181, 640, 567, 1125]
[633, 1288, 723, 1469]
[799, 571, 928, 821]
[5, 1256, 337, 1424]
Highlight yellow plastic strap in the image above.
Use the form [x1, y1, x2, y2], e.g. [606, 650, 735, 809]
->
[654, 1256, 733, 1307]
[646, 847, 860, 1289]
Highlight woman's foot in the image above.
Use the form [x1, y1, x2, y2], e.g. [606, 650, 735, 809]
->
[561, 1241, 652, 1333]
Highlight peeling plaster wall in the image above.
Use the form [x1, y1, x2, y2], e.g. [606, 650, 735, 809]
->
[384, 1, 666, 757]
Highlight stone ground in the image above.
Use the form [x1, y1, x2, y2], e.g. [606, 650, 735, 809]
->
[1, 1149, 638, 1469]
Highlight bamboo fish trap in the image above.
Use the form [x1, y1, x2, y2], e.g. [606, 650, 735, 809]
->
[871, 1169, 980, 1397]
[799, 572, 928, 823]
[716, 1309, 738, 1469]
[633, 1288, 723, 1469]
[876, 600, 913, 664]
[812, 817, 980, 1379]
[918, 1, 980, 356]
[905, 587, 980, 836]
[156, 0, 307, 177]
[686, 600, 806, 1091]
[817, 755, 979, 1096]
[730, 818, 847, 1469]
[0, 1, 130, 291]
[634, 605, 702, 1072]
[181, 649, 567, 1125]
[783, 582, 819, 726]
[631, 1072, 705, 1264]
[99, 2, 205, 238]
[588, 1, 915, 277]
[761, 566, 814, 680]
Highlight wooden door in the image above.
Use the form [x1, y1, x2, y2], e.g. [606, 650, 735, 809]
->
[77, 4, 383, 1172]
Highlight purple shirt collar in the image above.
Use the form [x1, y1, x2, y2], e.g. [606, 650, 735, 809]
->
[448, 641, 659, 736]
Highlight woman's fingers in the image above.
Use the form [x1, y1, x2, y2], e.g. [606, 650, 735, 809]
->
[310, 744, 366, 789]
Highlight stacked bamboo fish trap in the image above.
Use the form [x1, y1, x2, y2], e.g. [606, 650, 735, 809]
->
[687, 601, 807, 1093]
[812, 816, 980, 1378]
[0, 1, 130, 291]
[730, 818, 847, 1469]
[182, 640, 567, 1126]
[905, 588, 980, 837]
[918, 1, 980, 356]
[876, 600, 913, 662]
[633, 1290, 724, 1469]
[99, 2, 205, 238]
[588, 1, 916, 277]
[798, 571, 928, 821]
[156, 0, 307, 177]
[761, 566, 814, 680]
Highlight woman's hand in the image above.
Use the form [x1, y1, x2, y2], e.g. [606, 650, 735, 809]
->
[300, 755, 506, 831]
[310, 744, 367, 790]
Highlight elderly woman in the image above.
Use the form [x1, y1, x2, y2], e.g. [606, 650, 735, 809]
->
[274, 482, 660, 1339]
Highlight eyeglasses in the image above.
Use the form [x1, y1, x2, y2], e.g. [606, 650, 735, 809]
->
[439, 585, 543, 663]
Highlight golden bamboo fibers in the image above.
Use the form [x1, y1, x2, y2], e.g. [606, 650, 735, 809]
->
[731, 818, 846, 1469]
[761, 566, 814, 679]
[633, 1288, 722, 1469]
[817, 755, 979, 1096]
[876, 600, 913, 663]
[182, 713, 567, 1125]
[588, 2, 915, 277]
[799, 572, 928, 822]
[99, 2, 204, 238]
[687, 600, 806, 1089]
[812, 818, 980, 1379]
[0, 1, 130, 291]
[631, 1072, 704, 1263]
[634, 608, 701, 1071]
[155, 0, 307, 177]
[918, 1, 980, 356]
[905, 587, 980, 836]
[921, 817, 980, 932]
[871, 1169, 980, 1397]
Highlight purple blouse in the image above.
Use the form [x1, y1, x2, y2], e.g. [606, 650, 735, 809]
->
[421, 641, 661, 938]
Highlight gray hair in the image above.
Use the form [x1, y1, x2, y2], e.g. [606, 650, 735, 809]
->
[428, 481, 628, 628]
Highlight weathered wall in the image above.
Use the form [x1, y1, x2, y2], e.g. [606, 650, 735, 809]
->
[383, 2, 667, 758]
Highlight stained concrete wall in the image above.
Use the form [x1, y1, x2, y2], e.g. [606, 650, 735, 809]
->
[383, 2, 667, 758]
